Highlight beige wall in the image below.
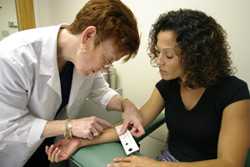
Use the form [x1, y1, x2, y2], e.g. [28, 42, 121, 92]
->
[0, 0, 18, 40]
[34, 0, 250, 107]
[34, 0, 86, 26]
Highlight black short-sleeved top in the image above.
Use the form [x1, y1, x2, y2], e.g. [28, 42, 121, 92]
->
[57, 62, 74, 113]
[156, 76, 250, 162]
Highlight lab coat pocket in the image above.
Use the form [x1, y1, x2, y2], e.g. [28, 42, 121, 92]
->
[0, 121, 18, 140]
[0, 122, 19, 150]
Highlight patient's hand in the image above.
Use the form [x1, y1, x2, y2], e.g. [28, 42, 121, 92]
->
[45, 138, 81, 163]
[107, 155, 161, 167]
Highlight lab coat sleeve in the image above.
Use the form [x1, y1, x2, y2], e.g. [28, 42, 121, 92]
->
[88, 72, 119, 108]
[0, 53, 47, 148]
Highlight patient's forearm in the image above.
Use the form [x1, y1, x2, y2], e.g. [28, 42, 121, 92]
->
[79, 127, 119, 147]
[78, 109, 158, 148]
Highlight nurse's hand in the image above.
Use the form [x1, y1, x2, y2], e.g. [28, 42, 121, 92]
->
[46, 138, 81, 163]
[119, 99, 145, 137]
[72, 116, 113, 139]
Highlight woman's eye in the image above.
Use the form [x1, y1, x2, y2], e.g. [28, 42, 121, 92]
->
[165, 53, 174, 59]
[163, 51, 174, 59]
[106, 59, 110, 64]
[108, 59, 113, 64]
[104, 57, 110, 64]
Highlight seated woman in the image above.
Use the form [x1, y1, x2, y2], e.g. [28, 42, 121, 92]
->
[46, 9, 250, 167]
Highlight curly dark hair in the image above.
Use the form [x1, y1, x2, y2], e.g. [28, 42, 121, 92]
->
[149, 9, 234, 88]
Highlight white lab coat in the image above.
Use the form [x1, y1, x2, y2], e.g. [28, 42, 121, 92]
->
[0, 25, 118, 167]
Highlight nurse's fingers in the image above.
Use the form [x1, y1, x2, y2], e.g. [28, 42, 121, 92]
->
[95, 117, 113, 128]
[93, 122, 104, 134]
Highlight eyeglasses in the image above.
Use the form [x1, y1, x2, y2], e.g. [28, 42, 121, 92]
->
[102, 54, 115, 69]
[149, 46, 179, 67]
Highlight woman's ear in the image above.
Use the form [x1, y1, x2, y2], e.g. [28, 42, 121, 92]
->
[80, 26, 97, 44]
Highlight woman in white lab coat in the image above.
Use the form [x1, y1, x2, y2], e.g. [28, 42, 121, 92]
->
[0, 0, 144, 166]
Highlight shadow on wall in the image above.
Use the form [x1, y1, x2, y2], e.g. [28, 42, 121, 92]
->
[78, 95, 122, 124]
[77, 67, 122, 124]
[1, 30, 9, 40]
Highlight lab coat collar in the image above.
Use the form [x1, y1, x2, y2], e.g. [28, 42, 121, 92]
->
[40, 25, 62, 97]
[38, 24, 88, 109]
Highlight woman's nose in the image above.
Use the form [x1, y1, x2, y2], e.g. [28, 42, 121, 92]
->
[156, 56, 164, 66]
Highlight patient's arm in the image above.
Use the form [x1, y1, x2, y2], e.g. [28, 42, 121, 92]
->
[79, 127, 119, 147]
[46, 88, 165, 162]
[79, 88, 165, 147]
[108, 100, 250, 167]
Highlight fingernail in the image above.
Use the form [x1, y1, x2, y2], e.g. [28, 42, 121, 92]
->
[106, 164, 111, 167]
